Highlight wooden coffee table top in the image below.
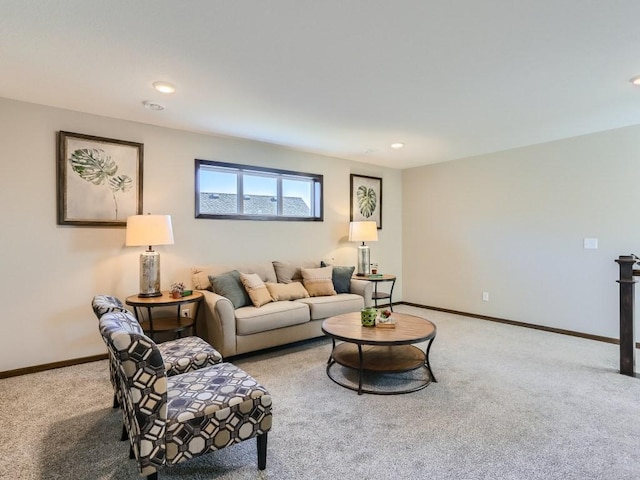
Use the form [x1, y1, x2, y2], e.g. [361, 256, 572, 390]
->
[322, 312, 436, 346]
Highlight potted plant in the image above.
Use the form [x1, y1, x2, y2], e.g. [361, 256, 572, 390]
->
[170, 282, 185, 299]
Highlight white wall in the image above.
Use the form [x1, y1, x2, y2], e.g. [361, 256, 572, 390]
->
[0, 97, 402, 372]
[402, 125, 640, 341]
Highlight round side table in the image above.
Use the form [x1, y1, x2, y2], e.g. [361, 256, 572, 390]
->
[125, 291, 203, 340]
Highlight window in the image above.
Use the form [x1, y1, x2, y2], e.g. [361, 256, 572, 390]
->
[195, 159, 323, 221]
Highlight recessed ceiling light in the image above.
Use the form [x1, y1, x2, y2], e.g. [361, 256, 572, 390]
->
[152, 81, 176, 94]
[631, 76, 640, 86]
[390, 142, 404, 149]
[142, 100, 164, 111]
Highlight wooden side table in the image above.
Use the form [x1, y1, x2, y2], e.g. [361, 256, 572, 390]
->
[361, 274, 396, 311]
[125, 291, 203, 340]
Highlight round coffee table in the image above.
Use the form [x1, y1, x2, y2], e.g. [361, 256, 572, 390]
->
[321, 312, 437, 395]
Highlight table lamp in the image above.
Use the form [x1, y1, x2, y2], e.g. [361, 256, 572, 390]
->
[349, 221, 378, 276]
[126, 214, 174, 297]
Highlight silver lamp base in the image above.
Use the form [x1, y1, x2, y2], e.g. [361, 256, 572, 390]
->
[356, 244, 371, 276]
[138, 250, 162, 297]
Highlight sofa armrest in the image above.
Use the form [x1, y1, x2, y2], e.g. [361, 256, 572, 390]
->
[199, 290, 238, 357]
[350, 279, 373, 307]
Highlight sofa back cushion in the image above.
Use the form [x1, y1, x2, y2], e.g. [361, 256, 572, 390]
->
[273, 260, 319, 284]
[320, 261, 356, 294]
[209, 270, 252, 309]
[192, 262, 277, 290]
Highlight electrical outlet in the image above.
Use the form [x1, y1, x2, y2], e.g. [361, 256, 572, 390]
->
[182, 308, 190, 318]
[482, 292, 489, 302]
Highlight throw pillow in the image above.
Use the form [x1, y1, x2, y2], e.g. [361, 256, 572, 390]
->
[208, 270, 251, 309]
[301, 266, 337, 297]
[272, 261, 301, 284]
[321, 261, 355, 294]
[265, 282, 310, 301]
[240, 273, 273, 308]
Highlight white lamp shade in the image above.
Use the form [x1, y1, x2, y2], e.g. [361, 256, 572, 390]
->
[126, 215, 174, 247]
[349, 221, 378, 242]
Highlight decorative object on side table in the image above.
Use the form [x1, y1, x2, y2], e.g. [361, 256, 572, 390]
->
[170, 282, 185, 299]
[349, 221, 378, 276]
[125, 214, 175, 297]
[360, 307, 377, 327]
[376, 309, 395, 328]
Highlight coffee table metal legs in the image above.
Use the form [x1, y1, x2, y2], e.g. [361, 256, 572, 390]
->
[425, 337, 437, 383]
[326, 338, 436, 395]
[357, 344, 364, 394]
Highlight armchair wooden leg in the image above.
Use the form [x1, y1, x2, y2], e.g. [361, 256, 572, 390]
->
[113, 393, 119, 409]
[121, 424, 128, 441]
[129, 445, 135, 459]
[146, 473, 158, 480]
[257, 432, 268, 470]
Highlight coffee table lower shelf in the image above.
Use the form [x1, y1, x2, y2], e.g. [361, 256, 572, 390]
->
[326, 342, 435, 395]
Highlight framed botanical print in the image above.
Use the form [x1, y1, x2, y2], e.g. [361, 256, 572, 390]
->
[57, 131, 143, 226]
[350, 174, 382, 229]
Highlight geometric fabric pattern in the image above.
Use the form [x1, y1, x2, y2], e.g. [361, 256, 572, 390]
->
[160, 336, 223, 376]
[92, 308, 145, 408]
[98, 311, 272, 478]
[91, 294, 132, 318]
[165, 363, 272, 465]
[92, 296, 224, 410]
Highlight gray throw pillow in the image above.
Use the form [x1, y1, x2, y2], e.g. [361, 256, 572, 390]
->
[321, 261, 355, 294]
[208, 270, 251, 309]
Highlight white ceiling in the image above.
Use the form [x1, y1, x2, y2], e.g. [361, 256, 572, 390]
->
[2, 0, 640, 169]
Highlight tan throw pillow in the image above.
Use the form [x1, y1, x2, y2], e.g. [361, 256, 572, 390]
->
[301, 266, 337, 297]
[240, 273, 273, 308]
[265, 282, 310, 301]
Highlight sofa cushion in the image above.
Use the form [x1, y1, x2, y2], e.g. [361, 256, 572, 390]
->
[235, 301, 310, 335]
[301, 266, 337, 297]
[265, 281, 309, 301]
[273, 260, 319, 284]
[295, 294, 365, 320]
[208, 270, 251, 309]
[321, 261, 355, 294]
[240, 273, 273, 308]
[192, 262, 277, 290]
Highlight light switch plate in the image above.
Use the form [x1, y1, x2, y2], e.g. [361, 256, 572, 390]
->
[584, 238, 598, 249]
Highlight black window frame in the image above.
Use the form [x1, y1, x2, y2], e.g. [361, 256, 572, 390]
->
[195, 159, 324, 221]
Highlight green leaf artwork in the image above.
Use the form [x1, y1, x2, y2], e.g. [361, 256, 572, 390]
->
[69, 148, 132, 220]
[356, 184, 377, 218]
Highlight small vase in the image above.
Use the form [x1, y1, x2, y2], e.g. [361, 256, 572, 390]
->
[171, 291, 182, 299]
[360, 307, 377, 327]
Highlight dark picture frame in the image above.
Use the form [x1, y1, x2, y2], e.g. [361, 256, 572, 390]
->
[57, 131, 143, 226]
[350, 174, 382, 229]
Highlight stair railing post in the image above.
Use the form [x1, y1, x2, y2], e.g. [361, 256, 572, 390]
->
[615, 255, 637, 377]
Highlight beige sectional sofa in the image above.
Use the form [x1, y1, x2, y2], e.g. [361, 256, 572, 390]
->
[191, 260, 373, 357]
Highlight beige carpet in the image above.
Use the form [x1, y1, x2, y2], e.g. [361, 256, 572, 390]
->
[1, 305, 639, 479]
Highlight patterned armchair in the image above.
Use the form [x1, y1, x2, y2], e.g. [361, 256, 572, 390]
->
[92, 294, 131, 318]
[91, 295, 224, 411]
[99, 311, 272, 479]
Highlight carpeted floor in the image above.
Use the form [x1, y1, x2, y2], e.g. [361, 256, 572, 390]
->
[1, 305, 639, 480]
